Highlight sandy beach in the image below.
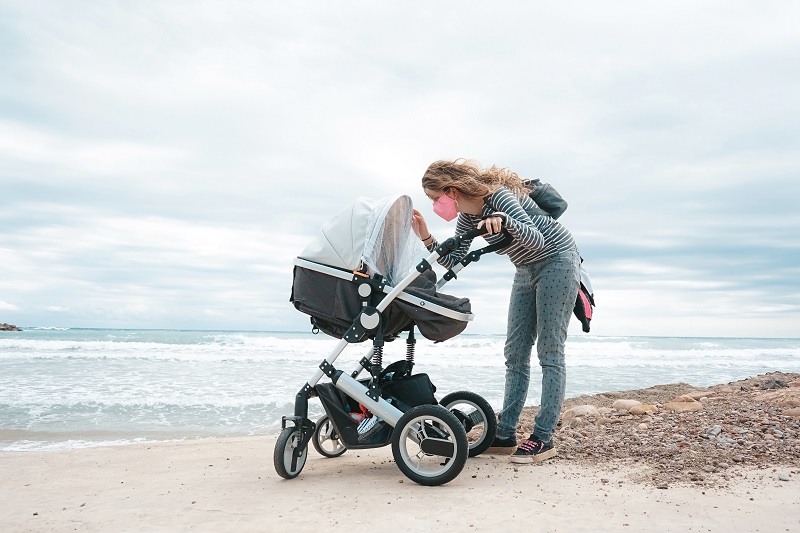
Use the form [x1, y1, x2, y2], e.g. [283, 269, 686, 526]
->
[2, 372, 799, 532]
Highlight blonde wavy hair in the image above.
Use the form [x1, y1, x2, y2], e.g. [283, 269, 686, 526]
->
[421, 159, 528, 199]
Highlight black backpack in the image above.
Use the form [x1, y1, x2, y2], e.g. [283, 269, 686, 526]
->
[524, 179, 596, 332]
[524, 178, 569, 219]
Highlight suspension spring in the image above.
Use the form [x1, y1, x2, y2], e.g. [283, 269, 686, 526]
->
[406, 328, 416, 364]
[372, 345, 384, 368]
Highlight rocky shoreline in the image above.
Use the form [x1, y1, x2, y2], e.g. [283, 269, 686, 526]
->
[516, 371, 800, 488]
[0, 322, 21, 331]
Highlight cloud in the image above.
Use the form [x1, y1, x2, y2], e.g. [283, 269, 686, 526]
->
[0, 300, 20, 311]
[1, 1, 799, 336]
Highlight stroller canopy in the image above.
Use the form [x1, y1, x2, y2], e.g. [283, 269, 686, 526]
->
[293, 194, 473, 342]
[299, 194, 426, 285]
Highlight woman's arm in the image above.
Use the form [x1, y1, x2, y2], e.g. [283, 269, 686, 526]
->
[487, 188, 546, 251]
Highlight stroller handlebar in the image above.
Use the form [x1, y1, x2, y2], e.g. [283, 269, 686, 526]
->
[434, 226, 514, 289]
[437, 224, 514, 257]
[436, 226, 488, 255]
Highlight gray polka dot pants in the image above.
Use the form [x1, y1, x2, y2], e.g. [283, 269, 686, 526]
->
[496, 249, 580, 443]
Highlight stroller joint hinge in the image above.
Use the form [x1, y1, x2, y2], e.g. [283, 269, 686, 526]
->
[366, 383, 381, 402]
[319, 360, 339, 380]
[443, 270, 457, 281]
[416, 259, 431, 273]
[295, 383, 313, 403]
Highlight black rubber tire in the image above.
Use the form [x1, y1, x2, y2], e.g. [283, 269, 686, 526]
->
[391, 404, 468, 486]
[439, 390, 497, 457]
[273, 427, 308, 479]
[311, 415, 347, 458]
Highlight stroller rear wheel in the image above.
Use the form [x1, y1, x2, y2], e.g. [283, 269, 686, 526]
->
[439, 391, 497, 457]
[312, 415, 347, 458]
[391, 404, 468, 486]
[274, 427, 308, 479]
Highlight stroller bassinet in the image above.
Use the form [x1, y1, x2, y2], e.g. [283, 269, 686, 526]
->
[290, 194, 473, 342]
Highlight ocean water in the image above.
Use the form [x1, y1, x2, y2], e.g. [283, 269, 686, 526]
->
[1, 328, 799, 452]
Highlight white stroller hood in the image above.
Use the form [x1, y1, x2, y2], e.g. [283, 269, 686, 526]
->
[298, 194, 426, 285]
[292, 193, 473, 342]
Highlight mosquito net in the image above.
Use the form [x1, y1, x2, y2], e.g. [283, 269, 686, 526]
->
[298, 194, 427, 285]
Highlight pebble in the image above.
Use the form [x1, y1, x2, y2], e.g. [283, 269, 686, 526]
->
[629, 404, 658, 415]
[665, 401, 703, 413]
[612, 400, 642, 413]
[563, 405, 601, 419]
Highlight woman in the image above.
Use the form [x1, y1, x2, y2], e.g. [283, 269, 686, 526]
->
[412, 159, 580, 464]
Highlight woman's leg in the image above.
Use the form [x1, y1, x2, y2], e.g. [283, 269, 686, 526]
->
[496, 265, 537, 439]
[531, 251, 581, 443]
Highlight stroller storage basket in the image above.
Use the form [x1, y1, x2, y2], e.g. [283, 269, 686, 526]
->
[315, 372, 438, 448]
[316, 383, 393, 448]
[381, 373, 437, 411]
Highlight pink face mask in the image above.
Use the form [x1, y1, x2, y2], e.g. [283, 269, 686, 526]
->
[433, 193, 458, 221]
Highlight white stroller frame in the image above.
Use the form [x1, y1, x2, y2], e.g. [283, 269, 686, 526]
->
[275, 195, 511, 486]
[293, 241, 475, 428]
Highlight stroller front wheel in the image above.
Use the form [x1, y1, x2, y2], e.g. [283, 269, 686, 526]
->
[312, 415, 347, 458]
[439, 391, 497, 457]
[391, 404, 468, 486]
[274, 427, 308, 479]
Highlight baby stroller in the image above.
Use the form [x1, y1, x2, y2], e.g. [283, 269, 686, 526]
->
[275, 194, 510, 486]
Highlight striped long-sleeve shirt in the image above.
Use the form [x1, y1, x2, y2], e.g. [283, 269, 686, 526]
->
[427, 186, 576, 269]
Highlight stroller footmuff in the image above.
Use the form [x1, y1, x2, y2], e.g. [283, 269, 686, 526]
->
[274, 194, 498, 486]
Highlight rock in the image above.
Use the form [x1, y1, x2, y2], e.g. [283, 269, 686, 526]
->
[706, 425, 723, 437]
[665, 400, 703, 413]
[754, 389, 800, 405]
[782, 407, 800, 418]
[628, 404, 658, 415]
[596, 417, 622, 426]
[682, 391, 713, 400]
[670, 395, 699, 403]
[760, 379, 788, 389]
[0, 323, 22, 331]
[562, 405, 601, 420]
[568, 417, 587, 428]
[612, 399, 642, 413]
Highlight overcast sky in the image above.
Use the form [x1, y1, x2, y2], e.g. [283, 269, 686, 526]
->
[1, 1, 798, 337]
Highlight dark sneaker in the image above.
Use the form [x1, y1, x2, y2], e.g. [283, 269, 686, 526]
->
[510, 437, 556, 464]
[486, 436, 517, 454]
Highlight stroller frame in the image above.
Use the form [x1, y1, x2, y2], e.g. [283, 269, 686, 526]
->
[275, 227, 512, 486]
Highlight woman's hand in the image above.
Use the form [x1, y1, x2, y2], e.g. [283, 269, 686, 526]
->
[411, 209, 432, 242]
[478, 215, 503, 235]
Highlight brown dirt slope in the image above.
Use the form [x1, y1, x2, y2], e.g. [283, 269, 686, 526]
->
[516, 371, 800, 487]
